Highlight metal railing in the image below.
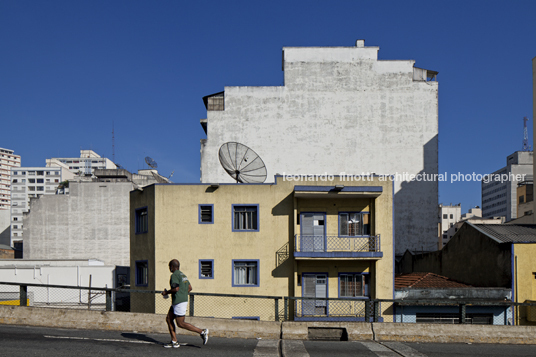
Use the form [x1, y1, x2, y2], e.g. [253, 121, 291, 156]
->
[295, 235, 381, 253]
[3, 281, 536, 325]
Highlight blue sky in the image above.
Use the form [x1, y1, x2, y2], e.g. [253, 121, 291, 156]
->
[1, 1, 535, 214]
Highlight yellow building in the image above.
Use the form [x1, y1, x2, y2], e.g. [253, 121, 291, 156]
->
[130, 175, 394, 321]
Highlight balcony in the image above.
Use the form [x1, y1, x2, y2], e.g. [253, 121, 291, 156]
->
[294, 235, 382, 259]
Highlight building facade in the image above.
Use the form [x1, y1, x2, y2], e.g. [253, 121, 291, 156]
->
[438, 204, 461, 247]
[482, 151, 533, 221]
[199, 40, 438, 255]
[10, 166, 74, 251]
[130, 176, 394, 321]
[517, 179, 534, 218]
[398, 222, 536, 325]
[47, 150, 116, 176]
[0, 148, 21, 210]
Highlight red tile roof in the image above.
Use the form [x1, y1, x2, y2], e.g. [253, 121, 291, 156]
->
[395, 272, 472, 289]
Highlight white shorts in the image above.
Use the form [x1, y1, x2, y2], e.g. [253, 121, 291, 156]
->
[172, 302, 188, 316]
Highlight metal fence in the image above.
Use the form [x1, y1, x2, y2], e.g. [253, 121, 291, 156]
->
[2, 282, 536, 325]
[295, 235, 380, 252]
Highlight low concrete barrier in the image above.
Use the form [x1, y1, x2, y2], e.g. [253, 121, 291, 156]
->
[0, 305, 281, 340]
[373, 322, 536, 344]
[2, 306, 536, 344]
[282, 321, 373, 341]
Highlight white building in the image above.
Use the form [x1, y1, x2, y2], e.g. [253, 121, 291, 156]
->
[22, 169, 164, 266]
[10, 166, 75, 251]
[47, 150, 116, 177]
[438, 204, 461, 247]
[0, 259, 118, 308]
[0, 147, 21, 210]
[482, 151, 533, 221]
[199, 40, 439, 255]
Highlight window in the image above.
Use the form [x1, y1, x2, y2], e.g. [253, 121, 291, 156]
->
[199, 204, 214, 224]
[28, 187, 35, 191]
[135, 260, 148, 286]
[443, 214, 447, 219]
[232, 260, 259, 287]
[37, 179, 44, 183]
[520, 196, 525, 204]
[135, 207, 148, 234]
[37, 171, 43, 175]
[37, 187, 44, 191]
[339, 212, 370, 236]
[339, 273, 369, 297]
[232, 205, 259, 231]
[12, 179, 17, 183]
[199, 259, 214, 279]
[450, 214, 453, 219]
[29, 179, 35, 183]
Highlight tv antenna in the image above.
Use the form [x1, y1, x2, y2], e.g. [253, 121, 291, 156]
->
[145, 156, 158, 169]
[218, 142, 267, 183]
[168, 170, 175, 179]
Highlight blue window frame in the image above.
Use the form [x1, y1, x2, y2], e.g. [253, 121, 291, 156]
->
[199, 259, 214, 279]
[338, 212, 370, 237]
[232, 204, 259, 232]
[135, 260, 148, 287]
[135, 207, 148, 234]
[232, 259, 259, 287]
[199, 204, 214, 224]
[338, 273, 369, 298]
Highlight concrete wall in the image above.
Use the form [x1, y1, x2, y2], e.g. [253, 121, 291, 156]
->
[23, 181, 132, 266]
[200, 42, 438, 255]
[398, 223, 512, 288]
[130, 176, 393, 319]
[3, 305, 536, 344]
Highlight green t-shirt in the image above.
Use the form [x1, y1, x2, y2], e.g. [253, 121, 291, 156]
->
[170, 270, 189, 305]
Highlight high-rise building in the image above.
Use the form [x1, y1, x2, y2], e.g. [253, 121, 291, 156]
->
[47, 150, 116, 176]
[482, 151, 533, 221]
[0, 147, 21, 210]
[438, 204, 461, 247]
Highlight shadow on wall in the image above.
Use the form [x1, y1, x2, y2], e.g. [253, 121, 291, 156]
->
[0, 225, 10, 247]
[394, 135, 438, 255]
[270, 193, 294, 295]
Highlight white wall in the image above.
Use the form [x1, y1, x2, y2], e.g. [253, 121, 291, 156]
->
[200, 43, 438, 254]
[0, 260, 114, 306]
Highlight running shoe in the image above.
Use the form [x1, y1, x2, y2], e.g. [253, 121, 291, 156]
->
[164, 340, 180, 348]
[200, 329, 209, 345]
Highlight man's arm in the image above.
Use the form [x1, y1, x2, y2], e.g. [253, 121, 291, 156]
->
[188, 284, 192, 293]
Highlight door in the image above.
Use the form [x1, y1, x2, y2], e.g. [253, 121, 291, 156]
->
[300, 213, 325, 252]
[302, 274, 327, 316]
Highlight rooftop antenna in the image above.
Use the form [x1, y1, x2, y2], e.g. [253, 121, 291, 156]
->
[145, 156, 158, 169]
[112, 122, 115, 164]
[522, 117, 532, 151]
[168, 170, 175, 179]
[218, 142, 267, 183]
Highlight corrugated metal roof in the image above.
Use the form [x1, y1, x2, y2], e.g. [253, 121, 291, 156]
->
[395, 272, 471, 289]
[471, 223, 536, 243]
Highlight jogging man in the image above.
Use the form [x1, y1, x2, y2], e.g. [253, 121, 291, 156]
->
[162, 259, 208, 348]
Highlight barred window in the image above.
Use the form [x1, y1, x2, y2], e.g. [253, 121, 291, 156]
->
[339, 273, 369, 297]
[233, 205, 258, 231]
[233, 260, 258, 286]
[199, 260, 213, 279]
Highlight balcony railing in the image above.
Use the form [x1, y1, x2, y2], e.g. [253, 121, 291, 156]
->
[294, 235, 382, 258]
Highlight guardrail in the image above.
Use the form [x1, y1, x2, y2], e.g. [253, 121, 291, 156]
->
[2, 281, 535, 325]
[295, 235, 380, 253]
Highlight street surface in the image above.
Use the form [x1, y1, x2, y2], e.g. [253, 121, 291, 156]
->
[2, 324, 536, 356]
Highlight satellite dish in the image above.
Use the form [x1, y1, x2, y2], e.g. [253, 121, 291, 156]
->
[219, 142, 267, 183]
[145, 156, 158, 169]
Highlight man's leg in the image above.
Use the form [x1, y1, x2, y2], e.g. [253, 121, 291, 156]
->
[175, 316, 202, 334]
[166, 307, 178, 342]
